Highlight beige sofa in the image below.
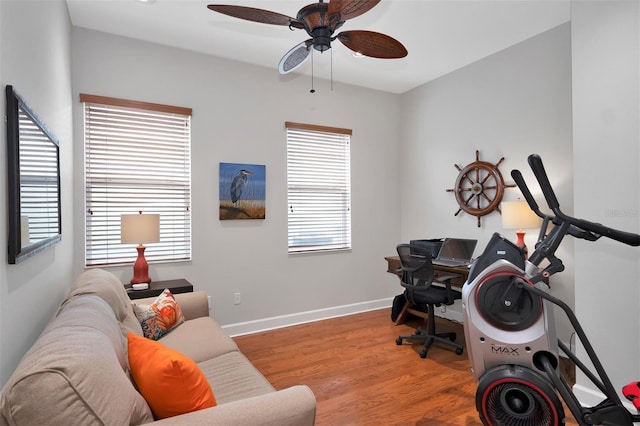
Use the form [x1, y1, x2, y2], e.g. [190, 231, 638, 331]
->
[0, 269, 316, 425]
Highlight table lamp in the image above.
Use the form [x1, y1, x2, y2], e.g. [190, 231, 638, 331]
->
[501, 200, 541, 257]
[121, 212, 160, 285]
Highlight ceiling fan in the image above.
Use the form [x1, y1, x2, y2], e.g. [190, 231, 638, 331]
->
[207, 0, 408, 75]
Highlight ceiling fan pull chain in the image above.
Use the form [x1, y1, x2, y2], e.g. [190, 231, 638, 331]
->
[310, 50, 315, 94]
[331, 47, 334, 91]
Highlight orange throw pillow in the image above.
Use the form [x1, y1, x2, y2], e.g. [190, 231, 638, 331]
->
[127, 333, 217, 419]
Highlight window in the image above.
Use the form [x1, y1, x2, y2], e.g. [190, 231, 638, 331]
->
[286, 122, 351, 253]
[81, 94, 192, 267]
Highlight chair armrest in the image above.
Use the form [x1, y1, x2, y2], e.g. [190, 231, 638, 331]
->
[433, 274, 463, 304]
[151, 385, 317, 426]
[434, 274, 462, 283]
[132, 291, 210, 321]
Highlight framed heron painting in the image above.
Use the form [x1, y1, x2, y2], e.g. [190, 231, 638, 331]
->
[219, 162, 266, 220]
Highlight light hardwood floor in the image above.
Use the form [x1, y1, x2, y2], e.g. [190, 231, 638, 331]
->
[234, 308, 579, 426]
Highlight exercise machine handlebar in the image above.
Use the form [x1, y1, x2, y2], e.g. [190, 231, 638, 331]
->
[527, 154, 640, 247]
[511, 168, 598, 242]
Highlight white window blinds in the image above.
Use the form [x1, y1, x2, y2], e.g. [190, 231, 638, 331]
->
[81, 94, 192, 267]
[19, 107, 60, 243]
[286, 122, 352, 253]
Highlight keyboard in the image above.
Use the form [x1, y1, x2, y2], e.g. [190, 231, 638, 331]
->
[433, 259, 469, 267]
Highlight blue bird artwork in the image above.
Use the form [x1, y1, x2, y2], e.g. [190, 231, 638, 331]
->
[219, 163, 266, 220]
[230, 169, 253, 204]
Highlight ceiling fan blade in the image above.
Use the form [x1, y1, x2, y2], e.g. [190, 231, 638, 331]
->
[207, 5, 303, 28]
[328, 0, 381, 21]
[337, 30, 408, 59]
[278, 40, 313, 74]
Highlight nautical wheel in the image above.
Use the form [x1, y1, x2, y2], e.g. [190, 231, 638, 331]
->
[446, 150, 515, 227]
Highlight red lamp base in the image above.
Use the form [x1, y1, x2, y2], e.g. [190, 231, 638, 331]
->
[515, 230, 528, 258]
[130, 245, 152, 284]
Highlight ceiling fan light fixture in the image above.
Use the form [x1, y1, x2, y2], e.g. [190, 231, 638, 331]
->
[278, 40, 312, 74]
[311, 33, 332, 52]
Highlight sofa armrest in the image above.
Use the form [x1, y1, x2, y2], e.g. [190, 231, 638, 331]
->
[133, 291, 209, 321]
[151, 385, 316, 426]
[173, 291, 209, 320]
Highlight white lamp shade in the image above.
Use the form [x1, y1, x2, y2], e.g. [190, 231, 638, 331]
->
[121, 213, 160, 244]
[501, 201, 541, 230]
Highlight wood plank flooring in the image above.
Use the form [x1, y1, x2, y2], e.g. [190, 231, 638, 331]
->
[233, 309, 579, 426]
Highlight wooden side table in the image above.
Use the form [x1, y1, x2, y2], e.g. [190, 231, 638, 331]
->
[125, 278, 193, 300]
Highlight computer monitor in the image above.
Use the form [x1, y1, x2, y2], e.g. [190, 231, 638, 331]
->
[434, 238, 477, 265]
[409, 239, 444, 258]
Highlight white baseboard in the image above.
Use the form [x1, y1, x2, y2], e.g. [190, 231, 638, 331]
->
[572, 384, 639, 423]
[572, 383, 609, 407]
[222, 297, 394, 337]
[222, 297, 468, 337]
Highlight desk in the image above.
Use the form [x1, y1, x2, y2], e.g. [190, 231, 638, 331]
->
[385, 256, 469, 285]
[385, 256, 469, 325]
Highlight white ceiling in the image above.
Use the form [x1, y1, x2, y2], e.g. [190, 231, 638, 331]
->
[66, 0, 570, 94]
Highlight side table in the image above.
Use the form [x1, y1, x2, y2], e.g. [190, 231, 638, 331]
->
[125, 278, 193, 300]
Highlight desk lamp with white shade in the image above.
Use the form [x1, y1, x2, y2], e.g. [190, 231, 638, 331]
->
[121, 212, 160, 286]
[501, 200, 541, 257]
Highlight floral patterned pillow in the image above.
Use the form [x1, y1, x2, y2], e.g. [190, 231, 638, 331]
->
[133, 289, 185, 340]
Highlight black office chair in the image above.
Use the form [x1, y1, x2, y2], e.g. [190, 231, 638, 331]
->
[395, 243, 464, 358]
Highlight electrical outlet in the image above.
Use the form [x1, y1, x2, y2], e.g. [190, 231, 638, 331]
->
[441, 305, 447, 314]
[233, 292, 241, 305]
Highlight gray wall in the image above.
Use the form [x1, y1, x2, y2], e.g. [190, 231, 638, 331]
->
[399, 24, 575, 341]
[0, 0, 74, 385]
[70, 28, 403, 335]
[571, 0, 640, 405]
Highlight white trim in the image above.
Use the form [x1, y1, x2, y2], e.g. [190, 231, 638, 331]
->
[222, 298, 393, 337]
[222, 297, 469, 337]
[572, 384, 639, 422]
[572, 383, 609, 407]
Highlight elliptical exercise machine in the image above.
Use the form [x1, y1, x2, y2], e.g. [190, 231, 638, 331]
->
[462, 154, 640, 425]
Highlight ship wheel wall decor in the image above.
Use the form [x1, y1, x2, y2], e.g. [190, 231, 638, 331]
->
[446, 150, 516, 227]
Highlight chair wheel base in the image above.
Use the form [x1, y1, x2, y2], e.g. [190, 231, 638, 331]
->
[395, 331, 464, 358]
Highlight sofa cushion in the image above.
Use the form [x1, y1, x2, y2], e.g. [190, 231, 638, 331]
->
[197, 351, 275, 405]
[0, 296, 153, 425]
[67, 268, 143, 337]
[128, 333, 217, 419]
[158, 316, 239, 363]
[133, 289, 185, 340]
